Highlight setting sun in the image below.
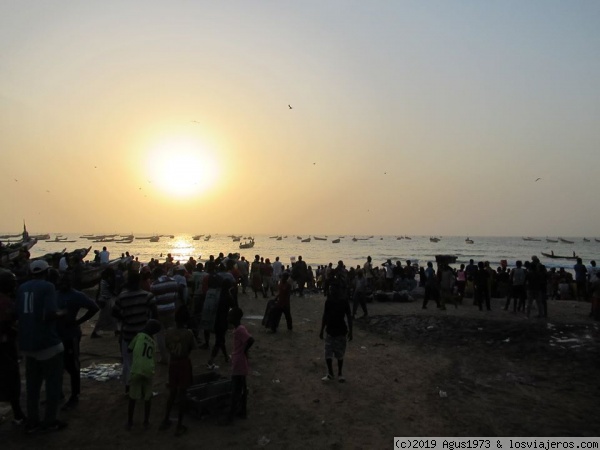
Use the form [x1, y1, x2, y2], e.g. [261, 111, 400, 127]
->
[146, 138, 219, 197]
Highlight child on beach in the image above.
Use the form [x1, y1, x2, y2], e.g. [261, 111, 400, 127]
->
[222, 307, 254, 424]
[159, 306, 196, 435]
[127, 319, 161, 430]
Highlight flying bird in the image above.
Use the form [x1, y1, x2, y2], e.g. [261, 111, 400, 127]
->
[288, 105, 292, 109]
[535, 178, 541, 182]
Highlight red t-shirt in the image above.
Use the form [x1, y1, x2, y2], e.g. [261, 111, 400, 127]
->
[231, 325, 252, 376]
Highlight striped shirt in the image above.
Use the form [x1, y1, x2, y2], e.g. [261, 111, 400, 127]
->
[114, 288, 156, 343]
[150, 276, 179, 313]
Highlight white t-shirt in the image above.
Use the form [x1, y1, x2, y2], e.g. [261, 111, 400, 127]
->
[588, 266, 600, 282]
[272, 260, 283, 278]
[99, 250, 110, 264]
[59, 256, 68, 272]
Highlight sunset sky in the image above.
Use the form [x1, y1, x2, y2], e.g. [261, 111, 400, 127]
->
[1, 1, 599, 237]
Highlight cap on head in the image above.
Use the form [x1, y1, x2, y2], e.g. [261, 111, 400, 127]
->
[30, 260, 49, 274]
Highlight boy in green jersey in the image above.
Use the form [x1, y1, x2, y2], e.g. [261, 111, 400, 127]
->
[126, 319, 161, 430]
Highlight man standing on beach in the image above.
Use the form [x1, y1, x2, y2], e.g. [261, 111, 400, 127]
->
[292, 256, 308, 297]
[319, 263, 352, 383]
[17, 260, 67, 433]
[363, 256, 374, 289]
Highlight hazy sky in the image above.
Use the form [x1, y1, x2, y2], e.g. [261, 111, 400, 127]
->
[1, 1, 599, 237]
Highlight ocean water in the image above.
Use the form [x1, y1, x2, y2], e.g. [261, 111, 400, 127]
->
[28, 234, 600, 272]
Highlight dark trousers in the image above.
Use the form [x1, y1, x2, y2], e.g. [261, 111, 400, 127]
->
[505, 285, 526, 311]
[476, 287, 490, 310]
[25, 351, 64, 426]
[229, 375, 247, 420]
[271, 305, 293, 331]
[63, 337, 81, 398]
[422, 285, 440, 308]
[352, 293, 368, 316]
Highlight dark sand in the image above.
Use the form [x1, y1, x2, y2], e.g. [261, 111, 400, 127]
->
[2, 289, 599, 449]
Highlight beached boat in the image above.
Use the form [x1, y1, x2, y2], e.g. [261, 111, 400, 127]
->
[32, 246, 92, 263]
[276, 236, 282, 241]
[269, 235, 279, 239]
[76, 256, 132, 289]
[0, 237, 38, 266]
[332, 239, 340, 244]
[465, 238, 474, 244]
[558, 238, 574, 244]
[296, 236, 302, 240]
[149, 236, 160, 242]
[546, 238, 558, 243]
[313, 236, 327, 241]
[239, 239, 255, 249]
[301, 237, 311, 243]
[192, 235, 204, 240]
[396, 236, 404, 240]
[541, 252, 578, 260]
[232, 237, 241, 242]
[204, 235, 211, 241]
[430, 237, 440, 243]
[522, 237, 542, 241]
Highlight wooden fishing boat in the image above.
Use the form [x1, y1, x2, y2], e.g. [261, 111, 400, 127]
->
[465, 238, 474, 244]
[313, 236, 327, 241]
[46, 239, 76, 243]
[192, 235, 204, 240]
[397, 236, 404, 240]
[583, 238, 590, 242]
[541, 252, 578, 260]
[232, 237, 241, 242]
[0, 237, 38, 266]
[301, 237, 311, 243]
[31, 233, 51, 240]
[149, 236, 160, 242]
[596, 238, 600, 243]
[276, 236, 282, 241]
[76, 256, 132, 289]
[239, 239, 255, 249]
[522, 237, 542, 241]
[404, 236, 411, 240]
[546, 238, 558, 243]
[430, 237, 440, 243]
[332, 239, 340, 244]
[558, 237, 574, 244]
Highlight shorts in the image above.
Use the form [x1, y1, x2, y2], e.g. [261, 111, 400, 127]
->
[129, 374, 153, 401]
[324, 334, 347, 360]
[168, 358, 193, 389]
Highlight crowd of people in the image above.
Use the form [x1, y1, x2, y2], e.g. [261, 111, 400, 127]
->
[2, 248, 599, 437]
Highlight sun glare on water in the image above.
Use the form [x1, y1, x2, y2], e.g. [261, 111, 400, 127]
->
[146, 138, 219, 197]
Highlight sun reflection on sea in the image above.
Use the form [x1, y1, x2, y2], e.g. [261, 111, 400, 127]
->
[166, 237, 195, 263]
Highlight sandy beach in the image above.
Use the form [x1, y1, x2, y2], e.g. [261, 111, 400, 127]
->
[1, 288, 599, 448]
